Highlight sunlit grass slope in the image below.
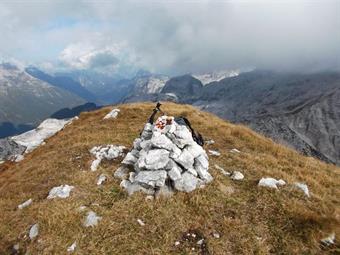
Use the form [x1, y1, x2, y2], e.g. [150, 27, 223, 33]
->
[0, 102, 339, 254]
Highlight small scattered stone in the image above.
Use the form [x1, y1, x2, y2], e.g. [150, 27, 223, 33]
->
[137, 219, 145, 226]
[13, 243, 19, 252]
[205, 139, 215, 145]
[103, 108, 120, 119]
[294, 182, 310, 197]
[18, 198, 32, 210]
[197, 239, 204, 245]
[145, 195, 154, 201]
[83, 211, 102, 227]
[67, 241, 77, 253]
[214, 164, 230, 176]
[230, 171, 244, 181]
[90, 145, 125, 171]
[175, 241, 180, 246]
[78, 205, 87, 211]
[208, 150, 221, 156]
[212, 231, 220, 239]
[258, 177, 286, 189]
[47, 185, 74, 199]
[97, 174, 107, 185]
[321, 233, 335, 246]
[90, 159, 101, 171]
[230, 148, 241, 153]
[14, 154, 25, 162]
[29, 223, 39, 240]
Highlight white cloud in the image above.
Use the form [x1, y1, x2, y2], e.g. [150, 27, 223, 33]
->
[0, 0, 338, 74]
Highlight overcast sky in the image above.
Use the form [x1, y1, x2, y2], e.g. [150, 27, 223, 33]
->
[0, 0, 339, 75]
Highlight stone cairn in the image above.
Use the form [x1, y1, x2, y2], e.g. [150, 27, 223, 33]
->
[114, 116, 213, 196]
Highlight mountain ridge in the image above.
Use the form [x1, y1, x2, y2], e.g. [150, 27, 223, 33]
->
[0, 102, 338, 254]
[120, 70, 340, 165]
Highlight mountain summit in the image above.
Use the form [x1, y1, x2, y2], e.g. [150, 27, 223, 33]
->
[0, 103, 338, 254]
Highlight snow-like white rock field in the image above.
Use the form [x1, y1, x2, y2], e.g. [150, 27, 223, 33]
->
[12, 118, 75, 153]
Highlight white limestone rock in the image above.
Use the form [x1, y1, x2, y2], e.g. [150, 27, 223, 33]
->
[83, 211, 102, 227]
[167, 124, 194, 149]
[140, 123, 153, 140]
[12, 118, 74, 153]
[258, 177, 286, 189]
[321, 233, 335, 246]
[133, 138, 142, 150]
[174, 172, 202, 192]
[90, 158, 101, 172]
[151, 132, 178, 152]
[230, 148, 241, 153]
[196, 154, 209, 169]
[120, 180, 155, 196]
[47, 185, 74, 199]
[121, 151, 138, 165]
[67, 241, 77, 253]
[103, 108, 120, 119]
[205, 139, 215, 145]
[137, 219, 145, 226]
[114, 165, 130, 180]
[214, 164, 230, 176]
[294, 182, 310, 197]
[137, 149, 170, 170]
[173, 149, 195, 170]
[14, 154, 25, 162]
[194, 158, 213, 182]
[168, 163, 182, 181]
[18, 198, 32, 209]
[97, 174, 107, 185]
[29, 223, 39, 240]
[208, 150, 221, 156]
[135, 170, 167, 188]
[230, 171, 244, 181]
[186, 143, 205, 158]
[12, 244, 19, 253]
[90, 145, 125, 171]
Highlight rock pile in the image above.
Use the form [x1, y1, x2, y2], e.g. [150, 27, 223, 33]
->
[90, 145, 125, 171]
[115, 116, 213, 195]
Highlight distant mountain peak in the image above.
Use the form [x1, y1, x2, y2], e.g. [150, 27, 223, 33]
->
[192, 69, 241, 85]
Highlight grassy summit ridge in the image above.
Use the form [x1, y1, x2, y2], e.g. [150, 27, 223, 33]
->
[0, 102, 339, 254]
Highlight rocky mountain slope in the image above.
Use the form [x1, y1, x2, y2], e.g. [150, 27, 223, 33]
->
[121, 70, 340, 166]
[192, 69, 241, 85]
[25, 67, 97, 103]
[0, 63, 86, 138]
[0, 103, 338, 254]
[56, 70, 134, 105]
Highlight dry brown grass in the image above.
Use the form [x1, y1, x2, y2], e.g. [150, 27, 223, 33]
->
[0, 102, 339, 254]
